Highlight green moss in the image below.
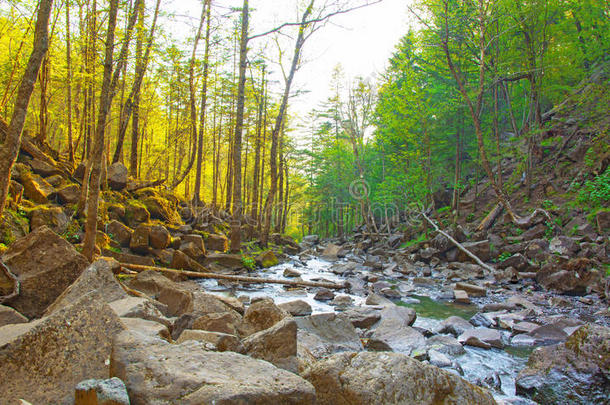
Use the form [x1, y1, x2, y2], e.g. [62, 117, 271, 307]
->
[241, 255, 256, 271]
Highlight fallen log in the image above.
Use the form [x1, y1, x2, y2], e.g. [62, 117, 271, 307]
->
[0, 259, 20, 304]
[118, 262, 347, 290]
[476, 203, 503, 232]
[421, 211, 496, 274]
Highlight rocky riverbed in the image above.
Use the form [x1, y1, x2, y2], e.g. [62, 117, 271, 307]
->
[0, 227, 608, 404]
[198, 243, 610, 405]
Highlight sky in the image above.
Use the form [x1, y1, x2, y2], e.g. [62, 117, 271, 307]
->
[163, 0, 411, 135]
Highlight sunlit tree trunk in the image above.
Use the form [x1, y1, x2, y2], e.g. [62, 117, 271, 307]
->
[0, 0, 53, 219]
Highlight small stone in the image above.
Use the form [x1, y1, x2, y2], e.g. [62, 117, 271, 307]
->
[454, 289, 470, 304]
[428, 349, 452, 368]
[278, 300, 312, 316]
[74, 377, 130, 405]
[314, 288, 335, 301]
[283, 267, 301, 278]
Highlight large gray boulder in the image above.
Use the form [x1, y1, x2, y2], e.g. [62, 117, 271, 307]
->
[1, 226, 89, 318]
[365, 305, 424, 354]
[516, 324, 610, 404]
[110, 331, 316, 404]
[0, 293, 125, 404]
[303, 351, 496, 405]
[108, 162, 128, 191]
[295, 313, 363, 359]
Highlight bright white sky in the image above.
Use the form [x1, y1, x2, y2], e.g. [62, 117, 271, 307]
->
[163, 0, 411, 135]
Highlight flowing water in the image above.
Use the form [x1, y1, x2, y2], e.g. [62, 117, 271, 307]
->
[198, 256, 535, 403]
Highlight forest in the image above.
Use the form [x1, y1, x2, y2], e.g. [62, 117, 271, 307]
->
[0, 0, 609, 404]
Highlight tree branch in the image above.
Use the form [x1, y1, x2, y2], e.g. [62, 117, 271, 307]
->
[248, 0, 383, 41]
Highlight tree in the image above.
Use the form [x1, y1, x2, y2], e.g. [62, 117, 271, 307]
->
[0, 0, 54, 219]
[81, 0, 142, 260]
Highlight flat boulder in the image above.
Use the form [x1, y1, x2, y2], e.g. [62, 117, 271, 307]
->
[0, 293, 125, 404]
[303, 351, 496, 405]
[109, 296, 170, 328]
[343, 306, 382, 329]
[110, 331, 316, 405]
[295, 312, 363, 359]
[516, 324, 610, 404]
[435, 316, 474, 337]
[458, 327, 504, 349]
[2, 226, 89, 318]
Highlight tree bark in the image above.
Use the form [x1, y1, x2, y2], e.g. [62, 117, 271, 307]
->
[230, 0, 249, 252]
[261, 0, 314, 247]
[82, 0, 141, 260]
[192, 0, 212, 205]
[0, 0, 53, 219]
[170, 2, 207, 190]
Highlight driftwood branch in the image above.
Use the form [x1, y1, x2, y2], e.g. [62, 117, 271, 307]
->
[420, 211, 496, 274]
[0, 259, 20, 304]
[119, 262, 347, 290]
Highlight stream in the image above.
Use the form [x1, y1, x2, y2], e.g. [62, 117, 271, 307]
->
[198, 255, 536, 404]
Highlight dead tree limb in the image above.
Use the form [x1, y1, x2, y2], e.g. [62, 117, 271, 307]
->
[476, 203, 503, 232]
[421, 211, 496, 273]
[0, 259, 20, 304]
[118, 262, 347, 290]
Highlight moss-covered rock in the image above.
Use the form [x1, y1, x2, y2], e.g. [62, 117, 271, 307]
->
[256, 250, 278, 268]
[143, 196, 180, 224]
[124, 200, 150, 228]
[0, 209, 29, 246]
[516, 324, 610, 404]
[28, 205, 69, 234]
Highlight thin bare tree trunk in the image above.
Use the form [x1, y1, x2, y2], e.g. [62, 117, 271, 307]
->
[170, 3, 207, 190]
[82, 0, 141, 260]
[262, 0, 314, 247]
[192, 0, 212, 205]
[65, 0, 75, 164]
[0, 0, 53, 218]
[229, 0, 249, 252]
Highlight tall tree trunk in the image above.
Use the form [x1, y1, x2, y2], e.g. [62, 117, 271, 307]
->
[112, 0, 161, 166]
[37, 55, 50, 145]
[192, 0, 212, 205]
[0, 0, 53, 218]
[65, 0, 75, 164]
[250, 66, 265, 221]
[262, 0, 314, 247]
[129, 0, 144, 177]
[82, 0, 141, 260]
[229, 0, 249, 252]
[170, 2, 207, 189]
